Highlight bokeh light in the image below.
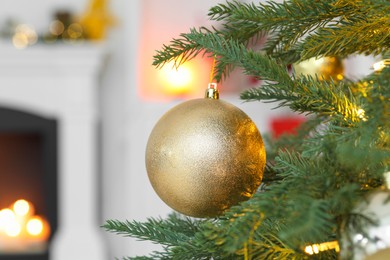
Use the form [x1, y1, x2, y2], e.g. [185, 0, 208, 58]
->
[158, 61, 194, 96]
[12, 24, 38, 49]
[26, 217, 44, 236]
[13, 199, 31, 217]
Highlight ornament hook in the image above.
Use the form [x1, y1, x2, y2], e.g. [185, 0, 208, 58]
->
[205, 83, 219, 99]
[205, 55, 219, 99]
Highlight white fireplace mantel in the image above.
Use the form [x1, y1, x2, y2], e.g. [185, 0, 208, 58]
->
[0, 42, 107, 260]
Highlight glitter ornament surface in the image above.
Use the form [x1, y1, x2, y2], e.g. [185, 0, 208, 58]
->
[145, 98, 266, 218]
[293, 56, 344, 81]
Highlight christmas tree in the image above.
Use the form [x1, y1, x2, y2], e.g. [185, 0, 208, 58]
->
[104, 0, 390, 259]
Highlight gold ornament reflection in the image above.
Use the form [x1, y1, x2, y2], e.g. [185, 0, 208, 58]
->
[293, 56, 344, 81]
[145, 96, 266, 218]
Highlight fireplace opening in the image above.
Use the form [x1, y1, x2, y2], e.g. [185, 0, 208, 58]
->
[0, 108, 57, 260]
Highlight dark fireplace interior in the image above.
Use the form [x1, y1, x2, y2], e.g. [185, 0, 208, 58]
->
[0, 107, 57, 260]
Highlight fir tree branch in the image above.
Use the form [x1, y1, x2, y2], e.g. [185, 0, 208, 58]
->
[153, 0, 390, 81]
[152, 28, 207, 69]
[154, 28, 293, 82]
[241, 76, 362, 124]
[103, 213, 204, 247]
[207, 0, 387, 61]
[301, 17, 390, 58]
[208, 1, 265, 43]
[264, 117, 323, 160]
[124, 250, 173, 260]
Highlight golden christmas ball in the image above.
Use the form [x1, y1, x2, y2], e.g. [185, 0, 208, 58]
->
[145, 88, 266, 218]
[293, 56, 344, 81]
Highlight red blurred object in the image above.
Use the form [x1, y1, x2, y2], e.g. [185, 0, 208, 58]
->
[270, 116, 306, 138]
[248, 75, 261, 85]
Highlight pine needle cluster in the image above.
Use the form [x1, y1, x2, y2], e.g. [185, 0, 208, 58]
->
[104, 0, 390, 259]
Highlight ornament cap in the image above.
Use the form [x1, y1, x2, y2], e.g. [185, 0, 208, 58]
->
[205, 83, 219, 99]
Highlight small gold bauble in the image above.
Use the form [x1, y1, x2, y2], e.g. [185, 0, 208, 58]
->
[293, 56, 344, 81]
[145, 97, 266, 218]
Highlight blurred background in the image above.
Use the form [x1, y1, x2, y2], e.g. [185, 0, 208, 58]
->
[0, 0, 375, 259]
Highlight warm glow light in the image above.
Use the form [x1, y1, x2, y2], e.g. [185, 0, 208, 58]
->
[67, 23, 83, 39]
[305, 246, 313, 255]
[313, 57, 325, 66]
[304, 241, 340, 255]
[27, 217, 44, 236]
[49, 20, 65, 36]
[0, 200, 50, 249]
[357, 108, 367, 121]
[5, 218, 21, 237]
[12, 24, 38, 49]
[373, 59, 390, 72]
[13, 199, 30, 216]
[159, 61, 194, 95]
[0, 209, 16, 230]
[13, 33, 29, 49]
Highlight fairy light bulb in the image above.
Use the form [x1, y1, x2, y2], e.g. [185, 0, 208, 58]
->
[357, 108, 367, 121]
[373, 59, 390, 72]
[304, 241, 340, 255]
